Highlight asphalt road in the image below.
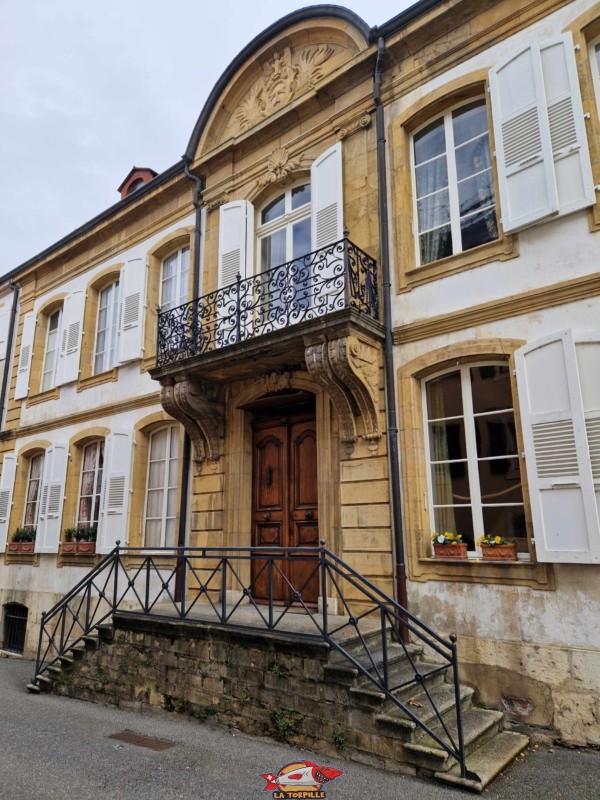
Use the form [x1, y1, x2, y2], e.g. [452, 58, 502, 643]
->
[1, 656, 599, 800]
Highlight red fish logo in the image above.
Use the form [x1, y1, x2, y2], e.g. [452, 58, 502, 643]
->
[259, 760, 343, 797]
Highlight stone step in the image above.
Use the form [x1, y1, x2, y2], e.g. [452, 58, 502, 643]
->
[349, 661, 447, 708]
[403, 708, 504, 772]
[325, 642, 420, 683]
[82, 633, 100, 649]
[435, 731, 530, 793]
[47, 664, 63, 679]
[69, 642, 87, 656]
[35, 674, 54, 693]
[96, 623, 114, 643]
[375, 683, 474, 741]
[58, 654, 75, 668]
[26, 682, 41, 694]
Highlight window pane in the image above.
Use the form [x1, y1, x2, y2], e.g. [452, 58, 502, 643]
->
[150, 429, 168, 460]
[452, 102, 488, 147]
[164, 518, 176, 548]
[145, 519, 161, 549]
[146, 488, 163, 518]
[149, 460, 165, 489]
[291, 184, 311, 209]
[460, 208, 498, 252]
[414, 119, 446, 165]
[481, 505, 527, 547]
[166, 487, 177, 517]
[474, 412, 518, 458]
[470, 366, 512, 412]
[433, 505, 474, 550]
[455, 134, 492, 182]
[415, 156, 448, 199]
[429, 420, 466, 461]
[417, 189, 450, 232]
[162, 252, 177, 279]
[169, 427, 180, 458]
[431, 463, 471, 504]
[292, 217, 311, 259]
[478, 458, 523, 503]
[30, 454, 43, 480]
[426, 371, 463, 419]
[419, 226, 452, 264]
[261, 229, 286, 271]
[261, 194, 285, 224]
[78, 497, 92, 525]
[457, 169, 494, 217]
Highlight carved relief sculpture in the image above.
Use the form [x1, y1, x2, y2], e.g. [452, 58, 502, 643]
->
[236, 46, 336, 133]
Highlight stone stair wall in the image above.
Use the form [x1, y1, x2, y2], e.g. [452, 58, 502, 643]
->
[43, 611, 528, 791]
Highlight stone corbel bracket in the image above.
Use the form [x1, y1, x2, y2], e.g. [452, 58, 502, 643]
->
[160, 375, 226, 472]
[305, 332, 382, 448]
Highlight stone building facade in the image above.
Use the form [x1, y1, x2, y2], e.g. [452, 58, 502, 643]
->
[0, 0, 599, 748]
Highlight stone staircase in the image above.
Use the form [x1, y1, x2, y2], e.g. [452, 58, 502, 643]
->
[29, 616, 528, 793]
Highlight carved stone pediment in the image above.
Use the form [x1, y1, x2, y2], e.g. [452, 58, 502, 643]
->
[305, 332, 382, 450]
[234, 45, 339, 135]
[160, 375, 226, 472]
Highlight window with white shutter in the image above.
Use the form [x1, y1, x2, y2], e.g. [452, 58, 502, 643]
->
[97, 430, 133, 553]
[218, 201, 254, 287]
[14, 312, 36, 400]
[0, 453, 16, 550]
[515, 330, 600, 563]
[35, 444, 68, 553]
[490, 33, 594, 233]
[94, 280, 120, 374]
[118, 258, 147, 364]
[41, 309, 62, 392]
[311, 143, 343, 250]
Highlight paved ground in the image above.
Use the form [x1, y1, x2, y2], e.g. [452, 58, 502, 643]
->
[1, 657, 599, 800]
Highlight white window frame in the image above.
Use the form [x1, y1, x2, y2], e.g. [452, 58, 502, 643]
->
[589, 37, 600, 111]
[159, 246, 190, 312]
[143, 425, 180, 549]
[77, 440, 104, 529]
[410, 99, 498, 267]
[422, 361, 527, 557]
[256, 181, 312, 271]
[93, 279, 120, 375]
[23, 453, 44, 529]
[41, 308, 62, 392]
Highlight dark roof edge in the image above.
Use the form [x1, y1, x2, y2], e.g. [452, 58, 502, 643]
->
[184, 5, 370, 162]
[3, 160, 185, 284]
[372, 0, 448, 40]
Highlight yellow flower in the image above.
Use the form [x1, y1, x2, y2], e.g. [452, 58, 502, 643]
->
[494, 536, 502, 544]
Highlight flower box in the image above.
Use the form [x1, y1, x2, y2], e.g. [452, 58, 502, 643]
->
[7, 541, 35, 554]
[61, 541, 96, 555]
[480, 543, 517, 561]
[433, 543, 468, 560]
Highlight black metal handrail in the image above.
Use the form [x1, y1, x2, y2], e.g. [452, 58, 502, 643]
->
[33, 543, 476, 780]
[156, 237, 379, 367]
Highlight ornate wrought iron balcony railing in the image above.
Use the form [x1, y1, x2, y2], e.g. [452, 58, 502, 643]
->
[156, 237, 379, 367]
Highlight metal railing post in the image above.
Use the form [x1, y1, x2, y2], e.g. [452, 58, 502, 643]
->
[450, 633, 467, 777]
[113, 541, 120, 610]
[34, 611, 46, 677]
[235, 273, 242, 343]
[268, 558, 274, 630]
[343, 229, 350, 308]
[320, 540, 328, 638]
[221, 559, 227, 624]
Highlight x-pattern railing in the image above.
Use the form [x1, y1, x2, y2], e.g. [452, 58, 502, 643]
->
[156, 237, 379, 367]
[34, 544, 476, 780]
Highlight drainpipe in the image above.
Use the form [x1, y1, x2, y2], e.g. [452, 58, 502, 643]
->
[0, 281, 20, 430]
[373, 37, 409, 626]
[174, 160, 204, 599]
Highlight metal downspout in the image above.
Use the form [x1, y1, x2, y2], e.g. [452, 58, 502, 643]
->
[373, 37, 409, 621]
[175, 160, 204, 600]
[0, 281, 20, 430]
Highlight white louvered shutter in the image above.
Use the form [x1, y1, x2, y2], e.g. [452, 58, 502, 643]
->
[97, 430, 132, 553]
[0, 453, 16, 551]
[218, 201, 254, 287]
[515, 330, 600, 563]
[35, 443, 68, 553]
[57, 290, 85, 385]
[311, 143, 344, 249]
[0, 306, 12, 362]
[575, 336, 600, 543]
[14, 312, 36, 400]
[490, 40, 558, 233]
[540, 34, 595, 216]
[118, 257, 146, 363]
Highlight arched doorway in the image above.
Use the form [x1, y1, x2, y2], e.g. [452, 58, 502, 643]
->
[2, 603, 28, 654]
[248, 391, 319, 605]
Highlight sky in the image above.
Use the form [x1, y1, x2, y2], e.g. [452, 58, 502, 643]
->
[0, 0, 414, 274]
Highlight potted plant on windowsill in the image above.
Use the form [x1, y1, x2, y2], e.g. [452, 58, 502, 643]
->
[62, 525, 97, 555]
[477, 535, 517, 561]
[8, 526, 36, 553]
[431, 531, 468, 559]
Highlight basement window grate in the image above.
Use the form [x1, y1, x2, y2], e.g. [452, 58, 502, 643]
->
[108, 730, 176, 751]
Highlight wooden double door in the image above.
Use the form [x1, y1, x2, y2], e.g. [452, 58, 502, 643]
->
[251, 409, 319, 606]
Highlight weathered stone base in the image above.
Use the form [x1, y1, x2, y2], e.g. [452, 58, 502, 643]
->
[53, 612, 415, 773]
